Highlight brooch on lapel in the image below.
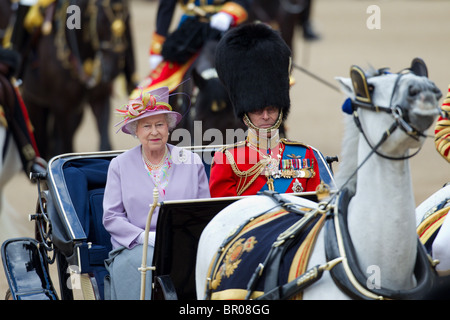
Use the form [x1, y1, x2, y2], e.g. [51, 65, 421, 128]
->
[178, 149, 187, 163]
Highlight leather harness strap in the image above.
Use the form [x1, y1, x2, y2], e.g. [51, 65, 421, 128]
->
[325, 188, 436, 300]
[206, 189, 436, 300]
[244, 191, 329, 300]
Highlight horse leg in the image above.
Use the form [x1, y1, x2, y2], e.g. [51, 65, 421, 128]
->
[0, 127, 22, 186]
[0, 126, 22, 224]
[25, 101, 50, 160]
[51, 108, 83, 157]
[88, 85, 112, 151]
[277, 10, 297, 52]
[0, 127, 28, 247]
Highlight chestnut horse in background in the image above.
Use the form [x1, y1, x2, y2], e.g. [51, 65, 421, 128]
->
[19, 0, 136, 159]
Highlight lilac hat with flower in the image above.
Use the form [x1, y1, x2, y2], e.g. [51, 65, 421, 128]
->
[115, 87, 182, 134]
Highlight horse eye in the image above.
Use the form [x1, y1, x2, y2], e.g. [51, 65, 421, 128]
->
[408, 85, 419, 96]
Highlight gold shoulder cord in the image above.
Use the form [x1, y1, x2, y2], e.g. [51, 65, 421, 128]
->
[224, 149, 267, 196]
[280, 138, 308, 148]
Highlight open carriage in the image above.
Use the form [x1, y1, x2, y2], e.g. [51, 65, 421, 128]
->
[1, 145, 336, 300]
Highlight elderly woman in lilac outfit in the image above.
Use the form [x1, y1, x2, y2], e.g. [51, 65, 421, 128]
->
[103, 87, 210, 299]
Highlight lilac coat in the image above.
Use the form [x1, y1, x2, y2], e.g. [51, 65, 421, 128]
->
[103, 144, 210, 249]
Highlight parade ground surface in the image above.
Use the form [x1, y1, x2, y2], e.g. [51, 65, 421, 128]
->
[1, 0, 449, 298]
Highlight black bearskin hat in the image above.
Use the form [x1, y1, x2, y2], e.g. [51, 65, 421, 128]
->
[0, 48, 21, 78]
[215, 23, 291, 120]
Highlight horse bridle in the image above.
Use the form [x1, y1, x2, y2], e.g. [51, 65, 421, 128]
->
[324, 60, 436, 207]
[348, 63, 430, 161]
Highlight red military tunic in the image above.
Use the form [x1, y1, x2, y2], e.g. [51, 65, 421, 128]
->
[209, 139, 321, 197]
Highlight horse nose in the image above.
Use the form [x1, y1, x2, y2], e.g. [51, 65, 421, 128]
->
[410, 83, 442, 114]
[408, 83, 442, 101]
[415, 92, 441, 118]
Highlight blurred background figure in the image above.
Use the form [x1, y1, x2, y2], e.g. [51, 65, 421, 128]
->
[133, 0, 250, 97]
[2, 0, 137, 160]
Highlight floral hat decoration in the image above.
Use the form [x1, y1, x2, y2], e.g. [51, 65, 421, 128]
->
[115, 86, 182, 134]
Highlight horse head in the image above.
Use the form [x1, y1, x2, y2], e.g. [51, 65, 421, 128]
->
[336, 58, 441, 157]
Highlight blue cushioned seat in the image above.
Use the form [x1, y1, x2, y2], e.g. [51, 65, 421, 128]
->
[63, 159, 112, 299]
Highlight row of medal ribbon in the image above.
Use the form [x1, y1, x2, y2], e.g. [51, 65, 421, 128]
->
[267, 158, 316, 179]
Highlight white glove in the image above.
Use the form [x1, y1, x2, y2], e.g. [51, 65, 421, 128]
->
[20, 0, 38, 6]
[137, 231, 156, 246]
[209, 12, 233, 32]
[149, 54, 163, 72]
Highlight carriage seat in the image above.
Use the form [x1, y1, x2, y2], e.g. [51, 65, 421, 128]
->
[63, 159, 112, 299]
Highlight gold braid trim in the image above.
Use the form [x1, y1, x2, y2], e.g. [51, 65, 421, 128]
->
[281, 138, 309, 148]
[24, 0, 56, 32]
[435, 85, 450, 162]
[179, 0, 222, 16]
[243, 110, 283, 132]
[221, 2, 248, 25]
[224, 149, 268, 196]
[417, 206, 449, 245]
[150, 32, 166, 55]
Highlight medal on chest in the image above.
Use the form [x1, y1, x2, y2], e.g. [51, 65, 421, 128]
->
[264, 150, 316, 192]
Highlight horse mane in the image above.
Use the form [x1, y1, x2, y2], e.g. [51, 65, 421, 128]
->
[334, 113, 359, 194]
[333, 68, 378, 194]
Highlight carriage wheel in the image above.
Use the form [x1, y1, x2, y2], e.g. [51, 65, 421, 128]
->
[5, 289, 12, 300]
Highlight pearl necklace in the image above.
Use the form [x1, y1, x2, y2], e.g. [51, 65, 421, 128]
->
[142, 145, 168, 170]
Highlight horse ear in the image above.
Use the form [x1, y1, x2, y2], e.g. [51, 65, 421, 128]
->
[410, 57, 428, 78]
[335, 77, 355, 98]
[350, 65, 372, 105]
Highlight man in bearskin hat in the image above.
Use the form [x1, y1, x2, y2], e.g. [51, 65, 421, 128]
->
[131, 0, 249, 97]
[209, 23, 321, 197]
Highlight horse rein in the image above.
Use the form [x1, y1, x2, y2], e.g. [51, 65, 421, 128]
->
[350, 69, 429, 161]
[319, 69, 428, 209]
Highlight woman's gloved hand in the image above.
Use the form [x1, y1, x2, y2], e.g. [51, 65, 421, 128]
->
[148, 54, 163, 72]
[209, 11, 233, 31]
[137, 231, 156, 246]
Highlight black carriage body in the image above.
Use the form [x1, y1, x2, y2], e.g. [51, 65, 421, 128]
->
[1, 145, 336, 300]
[2, 151, 119, 300]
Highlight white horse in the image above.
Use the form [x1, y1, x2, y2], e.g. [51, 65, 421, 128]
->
[0, 124, 26, 243]
[195, 58, 442, 299]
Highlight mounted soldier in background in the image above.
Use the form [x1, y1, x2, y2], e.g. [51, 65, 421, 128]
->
[3, 0, 137, 159]
[131, 0, 250, 97]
